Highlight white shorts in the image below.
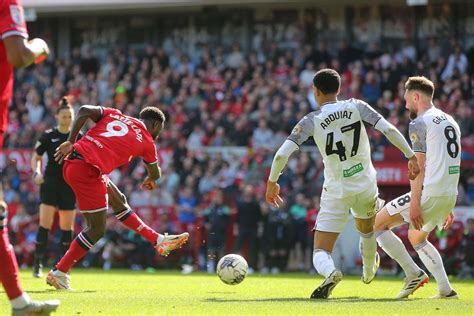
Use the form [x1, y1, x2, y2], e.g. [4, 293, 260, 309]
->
[386, 192, 457, 232]
[315, 185, 383, 233]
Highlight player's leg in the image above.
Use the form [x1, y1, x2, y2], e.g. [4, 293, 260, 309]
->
[375, 208, 424, 276]
[47, 160, 107, 290]
[311, 230, 342, 299]
[355, 216, 380, 283]
[409, 196, 458, 299]
[55, 210, 106, 272]
[374, 194, 428, 298]
[352, 188, 383, 284]
[0, 226, 24, 302]
[107, 180, 188, 256]
[313, 230, 339, 277]
[0, 202, 60, 313]
[58, 210, 75, 257]
[57, 181, 77, 258]
[33, 203, 55, 278]
[310, 196, 347, 299]
[48, 210, 106, 290]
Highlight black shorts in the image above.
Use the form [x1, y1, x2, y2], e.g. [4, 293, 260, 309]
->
[40, 179, 76, 210]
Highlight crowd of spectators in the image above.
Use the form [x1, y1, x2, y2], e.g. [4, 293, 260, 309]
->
[3, 24, 474, 275]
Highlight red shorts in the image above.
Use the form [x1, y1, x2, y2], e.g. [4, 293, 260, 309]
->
[63, 159, 108, 213]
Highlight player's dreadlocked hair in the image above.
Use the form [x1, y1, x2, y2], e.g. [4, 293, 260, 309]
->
[313, 68, 341, 95]
[56, 96, 73, 114]
[139, 106, 166, 124]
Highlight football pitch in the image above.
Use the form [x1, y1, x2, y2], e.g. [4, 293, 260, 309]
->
[1, 270, 473, 315]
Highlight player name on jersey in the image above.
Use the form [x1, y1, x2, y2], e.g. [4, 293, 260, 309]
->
[432, 115, 447, 125]
[320, 110, 353, 130]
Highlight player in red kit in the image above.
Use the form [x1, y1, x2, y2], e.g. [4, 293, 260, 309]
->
[47, 105, 189, 290]
[1, 0, 59, 314]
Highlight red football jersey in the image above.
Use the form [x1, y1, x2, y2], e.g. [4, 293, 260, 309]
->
[0, 0, 28, 134]
[73, 107, 158, 174]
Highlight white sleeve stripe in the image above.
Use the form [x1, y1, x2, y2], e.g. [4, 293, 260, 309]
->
[145, 160, 158, 165]
[1, 30, 28, 40]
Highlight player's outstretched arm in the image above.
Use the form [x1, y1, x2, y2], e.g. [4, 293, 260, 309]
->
[373, 118, 414, 158]
[357, 100, 414, 160]
[266, 140, 298, 208]
[356, 100, 420, 179]
[374, 118, 420, 179]
[54, 105, 102, 163]
[409, 153, 426, 230]
[3, 36, 49, 68]
[266, 116, 313, 208]
[408, 119, 427, 230]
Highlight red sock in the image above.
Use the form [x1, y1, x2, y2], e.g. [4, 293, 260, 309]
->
[116, 210, 159, 245]
[56, 232, 93, 273]
[0, 228, 24, 300]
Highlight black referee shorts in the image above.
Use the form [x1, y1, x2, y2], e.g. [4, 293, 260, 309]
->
[40, 179, 76, 210]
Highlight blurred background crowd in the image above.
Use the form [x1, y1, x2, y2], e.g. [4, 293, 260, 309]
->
[3, 0, 474, 277]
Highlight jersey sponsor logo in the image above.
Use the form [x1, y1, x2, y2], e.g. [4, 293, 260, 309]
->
[320, 111, 353, 130]
[85, 135, 104, 148]
[51, 138, 60, 142]
[448, 166, 460, 175]
[343, 162, 363, 178]
[9, 5, 25, 26]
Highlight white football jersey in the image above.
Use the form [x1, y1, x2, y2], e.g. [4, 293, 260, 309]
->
[409, 107, 461, 197]
[288, 98, 382, 198]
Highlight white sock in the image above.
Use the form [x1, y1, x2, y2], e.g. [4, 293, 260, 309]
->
[359, 231, 377, 275]
[414, 241, 452, 295]
[156, 234, 165, 245]
[10, 292, 31, 309]
[376, 230, 420, 277]
[313, 249, 336, 278]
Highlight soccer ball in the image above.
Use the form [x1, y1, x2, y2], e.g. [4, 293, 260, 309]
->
[217, 254, 248, 285]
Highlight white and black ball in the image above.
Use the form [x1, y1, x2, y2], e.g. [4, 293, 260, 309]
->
[217, 254, 248, 285]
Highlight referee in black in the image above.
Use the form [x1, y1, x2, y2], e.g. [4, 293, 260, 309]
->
[31, 97, 79, 278]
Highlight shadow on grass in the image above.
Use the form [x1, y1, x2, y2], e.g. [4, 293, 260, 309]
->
[206, 292, 237, 295]
[205, 296, 422, 303]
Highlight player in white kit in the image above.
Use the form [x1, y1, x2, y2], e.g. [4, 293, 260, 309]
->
[373, 76, 460, 299]
[265, 69, 420, 299]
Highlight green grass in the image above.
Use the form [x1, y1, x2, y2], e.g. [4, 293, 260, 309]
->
[1, 270, 473, 315]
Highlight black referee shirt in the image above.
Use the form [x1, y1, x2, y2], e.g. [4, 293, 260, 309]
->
[35, 128, 81, 181]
